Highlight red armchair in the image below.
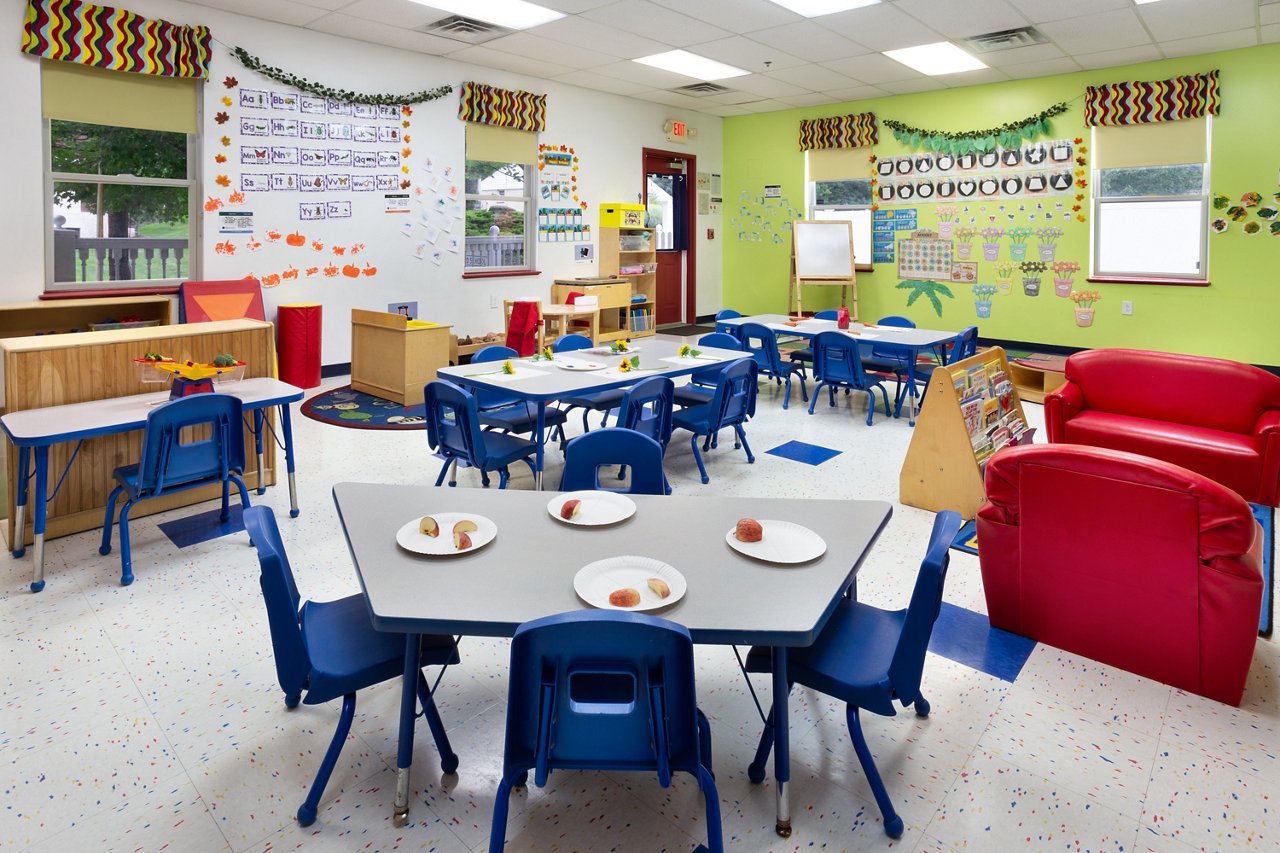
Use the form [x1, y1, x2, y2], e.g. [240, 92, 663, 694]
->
[1045, 348, 1280, 506]
[977, 443, 1262, 705]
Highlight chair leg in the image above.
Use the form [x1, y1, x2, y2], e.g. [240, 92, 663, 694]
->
[232, 475, 252, 511]
[480, 470, 491, 488]
[808, 381, 824, 414]
[782, 376, 791, 410]
[99, 485, 123, 556]
[417, 671, 459, 774]
[797, 372, 808, 402]
[914, 692, 930, 717]
[435, 458, 450, 487]
[697, 763, 725, 853]
[690, 434, 709, 484]
[220, 478, 231, 522]
[117, 500, 135, 586]
[734, 425, 755, 464]
[489, 774, 517, 853]
[696, 708, 715, 780]
[846, 705, 903, 838]
[297, 692, 357, 827]
[747, 703, 775, 784]
[581, 410, 591, 433]
[498, 467, 509, 489]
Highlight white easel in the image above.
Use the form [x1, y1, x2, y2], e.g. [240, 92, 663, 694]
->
[790, 220, 857, 318]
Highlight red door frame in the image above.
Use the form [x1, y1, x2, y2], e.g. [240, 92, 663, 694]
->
[642, 147, 697, 325]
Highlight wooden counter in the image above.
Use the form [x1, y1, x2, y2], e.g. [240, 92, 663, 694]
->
[350, 310, 452, 406]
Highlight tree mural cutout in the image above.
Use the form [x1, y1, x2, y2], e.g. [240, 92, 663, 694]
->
[896, 279, 954, 317]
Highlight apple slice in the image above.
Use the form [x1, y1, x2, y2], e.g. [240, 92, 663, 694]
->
[560, 498, 582, 520]
[418, 515, 440, 537]
[453, 519, 478, 550]
[646, 578, 671, 599]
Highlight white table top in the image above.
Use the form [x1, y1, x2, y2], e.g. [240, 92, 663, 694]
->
[334, 482, 893, 646]
[438, 338, 749, 402]
[0, 377, 303, 445]
[721, 314, 956, 348]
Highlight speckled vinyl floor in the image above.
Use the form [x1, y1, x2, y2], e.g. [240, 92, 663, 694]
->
[3, 338, 1277, 852]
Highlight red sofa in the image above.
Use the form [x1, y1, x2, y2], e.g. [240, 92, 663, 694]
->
[977, 443, 1262, 705]
[1045, 348, 1280, 507]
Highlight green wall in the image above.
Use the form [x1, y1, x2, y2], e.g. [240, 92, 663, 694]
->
[722, 44, 1280, 365]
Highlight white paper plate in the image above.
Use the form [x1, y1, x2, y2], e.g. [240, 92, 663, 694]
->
[396, 513, 497, 556]
[587, 345, 642, 355]
[574, 556, 686, 611]
[554, 358, 609, 371]
[725, 520, 826, 564]
[548, 491, 637, 526]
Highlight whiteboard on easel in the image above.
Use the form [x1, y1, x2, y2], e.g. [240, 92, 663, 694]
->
[793, 220, 854, 279]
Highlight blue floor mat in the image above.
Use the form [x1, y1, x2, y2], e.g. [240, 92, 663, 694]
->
[764, 440, 842, 466]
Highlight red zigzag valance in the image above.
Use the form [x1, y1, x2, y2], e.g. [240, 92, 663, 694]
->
[459, 81, 546, 133]
[798, 112, 878, 150]
[1084, 70, 1219, 127]
[21, 0, 210, 79]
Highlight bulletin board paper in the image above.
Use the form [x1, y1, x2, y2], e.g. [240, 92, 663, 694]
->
[898, 232, 953, 281]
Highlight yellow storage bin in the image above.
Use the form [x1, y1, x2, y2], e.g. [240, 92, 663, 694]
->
[600, 203, 645, 228]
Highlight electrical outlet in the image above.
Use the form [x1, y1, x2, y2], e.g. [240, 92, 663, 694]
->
[490, 295, 499, 309]
[1121, 300, 1133, 315]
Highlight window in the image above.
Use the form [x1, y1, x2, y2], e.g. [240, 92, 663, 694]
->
[1092, 118, 1210, 281]
[809, 178, 873, 267]
[43, 61, 198, 291]
[464, 124, 537, 273]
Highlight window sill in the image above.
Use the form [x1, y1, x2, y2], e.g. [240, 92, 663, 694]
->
[1087, 276, 1210, 287]
[462, 269, 542, 280]
[41, 284, 182, 299]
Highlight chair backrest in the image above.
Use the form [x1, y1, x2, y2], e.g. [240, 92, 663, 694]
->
[949, 326, 979, 363]
[887, 511, 962, 704]
[713, 308, 742, 336]
[876, 315, 915, 328]
[424, 379, 491, 468]
[552, 333, 593, 352]
[696, 332, 742, 351]
[503, 610, 703, 786]
[737, 322, 783, 375]
[872, 315, 916, 360]
[469, 345, 521, 409]
[559, 428, 666, 495]
[709, 358, 758, 426]
[474, 344, 518, 363]
[504, 300, 542, 357]
[618, 376, 675, 451]
[812, 330, 874, 388]
[138, 393, 246, 495]
[243, 505, 311, 699]
[814, 309, 839, 320]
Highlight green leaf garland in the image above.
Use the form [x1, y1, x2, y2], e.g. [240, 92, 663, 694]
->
[883, 103, 1070, 155]
[231, 46, 452, 106]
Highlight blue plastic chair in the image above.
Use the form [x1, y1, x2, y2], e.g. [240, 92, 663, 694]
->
[489, 610, 722, 852]
[713, 308, 742, 336]
[809, 331, 893, 425]
[672, 358, 758, 484]
[424, 380, 537, 488]
[894, 325, 979, 416]
[743, 511, 963, 838]
[738, 322, 808, 410]
[99, 393, 252, 586]
[554, 334, 627, 432]
[244, 506, 460, 827]
[558, 428, 666, 495]
[471, 345, 569, 443]
[674, 332, 744, 409]
[786, 309, 839, 368]
[617, 375, 675, 494]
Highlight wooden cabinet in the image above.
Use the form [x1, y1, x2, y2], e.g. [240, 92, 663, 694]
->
[551, 279, 633, 343]
[0, 295, 171, 339]
[599, 226, 656, 338]
[350, 310, 451, 406]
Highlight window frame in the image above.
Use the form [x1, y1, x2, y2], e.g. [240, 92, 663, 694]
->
[807, 177, 874, 271]
[463, 159, 537, 276]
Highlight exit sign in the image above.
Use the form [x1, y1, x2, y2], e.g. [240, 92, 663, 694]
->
[665, 118, 690, 143]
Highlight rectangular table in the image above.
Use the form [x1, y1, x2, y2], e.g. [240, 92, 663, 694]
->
[438, 338, 748, 488]
[333, 482, 893, 837]
[719, 314, 956, 425]
[1, 377, 304, 592]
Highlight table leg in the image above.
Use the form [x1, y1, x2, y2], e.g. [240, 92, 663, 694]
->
[906, 356, 920, 426]
[394, 633, 421, 827]
[253, 410, 267, 494]
[279, 403, 299, 517]
[12, 446, 29, 559]
[772, 647, 791, 838]
[533, 403, 546, 491]
[30, 447, 49, 593]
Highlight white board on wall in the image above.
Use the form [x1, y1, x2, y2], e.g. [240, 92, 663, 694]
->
[792, 220, 853, 279]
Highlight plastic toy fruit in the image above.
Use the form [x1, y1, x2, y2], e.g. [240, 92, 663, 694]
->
[212, 354, 238, 367]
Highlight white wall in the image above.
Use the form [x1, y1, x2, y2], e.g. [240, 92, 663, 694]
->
[0, 0, 724, 365]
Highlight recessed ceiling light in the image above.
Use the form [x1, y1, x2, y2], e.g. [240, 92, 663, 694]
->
[634, 50, 750, 81]
[766, 0, 881, 16]
[884, 42, 987, 76]
[409, 0, 564, 30]
[1134, 0, 1165, 5]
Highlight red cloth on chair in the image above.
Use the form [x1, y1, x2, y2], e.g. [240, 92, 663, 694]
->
[505, 301, 540, 357]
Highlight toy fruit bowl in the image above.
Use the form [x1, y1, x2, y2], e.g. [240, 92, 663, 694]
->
[134, 353, 176, 383]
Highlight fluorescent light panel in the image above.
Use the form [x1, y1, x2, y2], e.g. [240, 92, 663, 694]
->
[767, 0, 880, 16]
[884, 41, 987, 76]
[409, 0, 564, 30]
[634, 50, 750, 81]
[1134, 0, 1164, 4]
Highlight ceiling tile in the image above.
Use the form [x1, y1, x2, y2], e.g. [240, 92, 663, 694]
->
[538, 0, 617, 12]
[631, 89, 721, 110]
[306, 12, 468, 54]
[580, 1, 731, 47]
[329, 0, 447, 29]
[185, 0, 329, 27]
[447, 45, 576, 78]
[548, 71, 653, 96]
[528, 16, 669, 59]
[777, 92, 842, 107]
[820, 53, 925, 85]
[999, 56, 1082, 79]
[684, 36, 808, 74]
[824, 84, 892, 101]
[481, 32, 620, 69]
[728, 73, 812, 99]
[765, 64, 862, 90]
[1264, 5, 1280, 27]
[818, 4, 947, 52]
[1159, 28, 1258, 59]
[699, 103, 755, 117]
[892, 0, 1030, 41]
[649, 0, 800, 33]
[290, 0, 353, 10]
[1037, 9, 1152, 54]
[937, 67, 1013, 88]
[701, 88, 776, 106]
[975, 42, 1066, 68]
[737, 99, 796, 114]
[877, 77, 947, 95]
[1137, 0, 1256, 42]
[1071, 44, 1164, 71]
[741, 21, 871, 63]
[1004, 0, 1130, 26]
[1263, 23, 1280, 44]
[588, 60, 696, 89]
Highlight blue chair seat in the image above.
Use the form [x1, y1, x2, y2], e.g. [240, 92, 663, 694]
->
[557, 388, 626, 431]
[479, 400, 569, 437]
[671, 359, 757, 484]
[672, 383, 714, 408]
[425, 380, 537, 489]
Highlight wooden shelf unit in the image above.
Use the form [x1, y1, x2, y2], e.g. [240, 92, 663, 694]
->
[899, 347, 1031, 520]
[0, 295, 171, 339]
[599, 226, 656, 338]
[551, 279, 633, 344]
[1007, 357, 1068, 403]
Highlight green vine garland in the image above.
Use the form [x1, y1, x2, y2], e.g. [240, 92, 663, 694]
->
[231, 47, 453, 106]
[884, 102, 1071, 155]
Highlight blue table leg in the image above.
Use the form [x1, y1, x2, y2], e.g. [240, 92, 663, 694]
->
[772, 647, 791, 838]
[906, 351, 920, 426]
[12, 446, 29, 559]
[279, 403, 299, 517]
[394, 633, 421, 826]
[533, 403, 546, 490]
[253, 410, 267, 494]
[30, 447, 49, 593]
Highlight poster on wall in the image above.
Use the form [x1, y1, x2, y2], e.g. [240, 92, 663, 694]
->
[872, 208, 916, 264]
[898, 229, 953, 281]
[537, 142, 587, 242]
[875, 139, 1076, 202]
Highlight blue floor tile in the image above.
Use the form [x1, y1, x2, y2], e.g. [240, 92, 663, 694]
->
[765, 440, 842, 466]
[157, 504, 246, 549]
[929, 601, 1036, 683]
